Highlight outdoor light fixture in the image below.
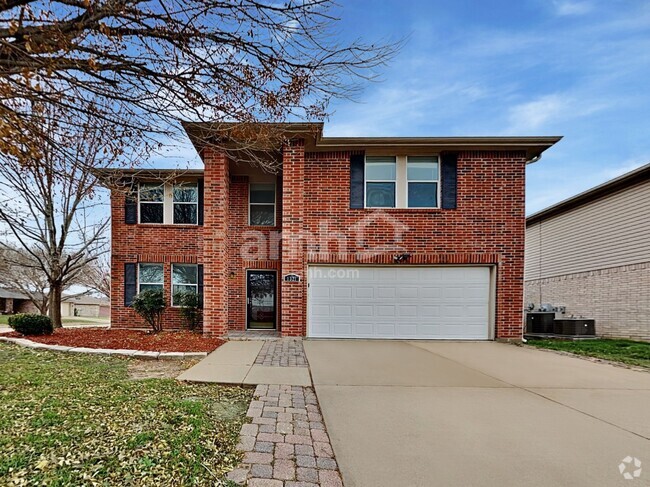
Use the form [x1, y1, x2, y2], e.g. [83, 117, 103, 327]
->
[393, 253, 412, 263]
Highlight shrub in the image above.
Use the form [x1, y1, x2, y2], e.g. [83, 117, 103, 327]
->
[174, 292, 202, 330]
[132, 289, 166, 332]
[8, 314, 54, 336]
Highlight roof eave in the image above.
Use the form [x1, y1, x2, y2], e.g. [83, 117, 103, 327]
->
[315, 136, 563, 160]
[182, 121, 325, 154]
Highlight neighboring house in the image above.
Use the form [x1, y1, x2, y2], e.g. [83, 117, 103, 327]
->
[103, 123, 560, 340]
[61, 295, 110, 318]
[525, 163, 650, 341]
[0, 288, 39, 314]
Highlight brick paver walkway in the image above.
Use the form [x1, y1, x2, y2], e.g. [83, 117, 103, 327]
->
[254, 339, 308, 367]
[227, 384, 343, 486]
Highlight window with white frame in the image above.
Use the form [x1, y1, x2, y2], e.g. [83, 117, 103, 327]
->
[173, 182, 198, 224]
[365, 156, 396, 208]
[138, 263, 164, 293]
[407, 156, 439, 208]
[172, 264, 198, 306]
[249, 183, 276, 226]
[139, 183, 164, 223]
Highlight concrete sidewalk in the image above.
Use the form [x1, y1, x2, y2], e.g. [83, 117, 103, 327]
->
[177, 340, 312, 386]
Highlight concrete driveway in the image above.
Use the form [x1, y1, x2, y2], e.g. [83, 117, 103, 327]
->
[304, 340, 650, 487]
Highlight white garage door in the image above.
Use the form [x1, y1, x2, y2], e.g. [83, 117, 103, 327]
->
[307, 266, 491, 340]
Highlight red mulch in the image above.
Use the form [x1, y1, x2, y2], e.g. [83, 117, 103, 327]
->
[5, 328, 225, 353]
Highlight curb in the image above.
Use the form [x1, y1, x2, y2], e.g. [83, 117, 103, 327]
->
[0, 337, 208, 360]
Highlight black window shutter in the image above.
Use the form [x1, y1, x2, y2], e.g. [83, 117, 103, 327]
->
[441, 153, 458, 209]
[124, 263, 137, 306]
[349, 153, 365, 208]
[197, 178, 204, 225]
[197, 264, 204, 306]
[124, 180, 137, 224]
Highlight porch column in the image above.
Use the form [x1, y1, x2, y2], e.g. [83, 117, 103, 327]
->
[280, 138, 307, 336]
[202, 147, 229, 337]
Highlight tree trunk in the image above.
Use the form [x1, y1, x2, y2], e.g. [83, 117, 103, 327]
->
[49, 282, 63, 329]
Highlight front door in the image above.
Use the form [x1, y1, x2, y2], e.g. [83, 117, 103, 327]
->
[247, 270, 277, 330]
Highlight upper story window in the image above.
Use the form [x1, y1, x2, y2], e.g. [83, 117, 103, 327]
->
[363, 155, 440, 209]
[173, 183, 198, 224]
[172, 264, 198, 306]
[365, 156, 396, 208]
[139, 183, 164, 223]
[136, 180, 200, 225]
[249, 183, 276, 226]
[138, 263, 164, 293]
[407, 156, 439, 208]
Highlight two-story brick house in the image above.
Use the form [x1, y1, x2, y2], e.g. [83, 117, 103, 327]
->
[105, 123, 560, 340]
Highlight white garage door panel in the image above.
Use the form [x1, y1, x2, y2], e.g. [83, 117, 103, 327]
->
[308, 266, 491, 340]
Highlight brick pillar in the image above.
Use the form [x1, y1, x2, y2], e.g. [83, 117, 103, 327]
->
[202, 147, 229, 337]
[495, 154, 526, 340]
[280, 139, 306, 336]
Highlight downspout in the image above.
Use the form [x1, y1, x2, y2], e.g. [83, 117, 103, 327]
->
[527, 154, 542, 164]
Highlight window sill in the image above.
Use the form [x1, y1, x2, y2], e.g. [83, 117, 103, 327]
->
[136, 223, 200, 228]
[358, 208, 445, 213]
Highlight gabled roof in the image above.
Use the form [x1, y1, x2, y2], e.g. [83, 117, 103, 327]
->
[0, 288, 29, 300]
[62, 295, 110, 306]
[527, 162, 650, 225]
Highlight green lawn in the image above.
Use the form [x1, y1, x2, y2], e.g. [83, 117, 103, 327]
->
[0, 343, 252, 486]
[528, 338, 650, 369]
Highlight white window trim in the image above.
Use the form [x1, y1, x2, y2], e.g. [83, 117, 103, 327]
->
[137, 181, 199, 225]
[172, 182, 199, 225]
[248, 181, 277, 226]
[364, 156, 397, 208]
[406, 156, 441, 209]
[138, 183, 165, 224]
[363, 155, 441, 209]
[171, 263, 198, 307]
[137, 263, 164, 294]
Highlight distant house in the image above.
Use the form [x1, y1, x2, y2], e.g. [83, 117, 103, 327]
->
[525, 163, 650, 341]
[0, 288, 38, 314]
[61, 295, 110, 318]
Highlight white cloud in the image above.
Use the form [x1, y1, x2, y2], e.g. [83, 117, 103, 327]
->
[506, 93, 611, 133]
[507, 94, 567, 132]
[553, 1, 593, 16]
[326, 80, 492, 137]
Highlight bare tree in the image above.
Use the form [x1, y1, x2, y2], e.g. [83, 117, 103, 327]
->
[0, 1, 398, 170]
[78, 253, 110, 299]
[0, 245, 51, 314]
[0, 104, 136, 328]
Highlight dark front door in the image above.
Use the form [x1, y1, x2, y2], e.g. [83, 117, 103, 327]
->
[247, 270, 277, 330]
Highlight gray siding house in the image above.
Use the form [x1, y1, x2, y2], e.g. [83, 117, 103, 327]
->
[524, 163, 650, 341]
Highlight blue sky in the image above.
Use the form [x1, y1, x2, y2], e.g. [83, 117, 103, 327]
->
[157, 0, 650, 215]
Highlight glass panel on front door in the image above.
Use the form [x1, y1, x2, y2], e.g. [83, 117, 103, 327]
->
[247, 271, 276, 329]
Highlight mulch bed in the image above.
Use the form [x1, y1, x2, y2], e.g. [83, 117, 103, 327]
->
[5, 328, 225, 352]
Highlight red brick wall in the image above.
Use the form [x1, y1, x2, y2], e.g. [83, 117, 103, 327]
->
[110, 189, 203, 330]
[280, 140, 307, 336]
[111, 146, 526, 339]
[226, 175, 282, 331]
[202, 149, 229, 336]
[297, 149, 527, 339]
